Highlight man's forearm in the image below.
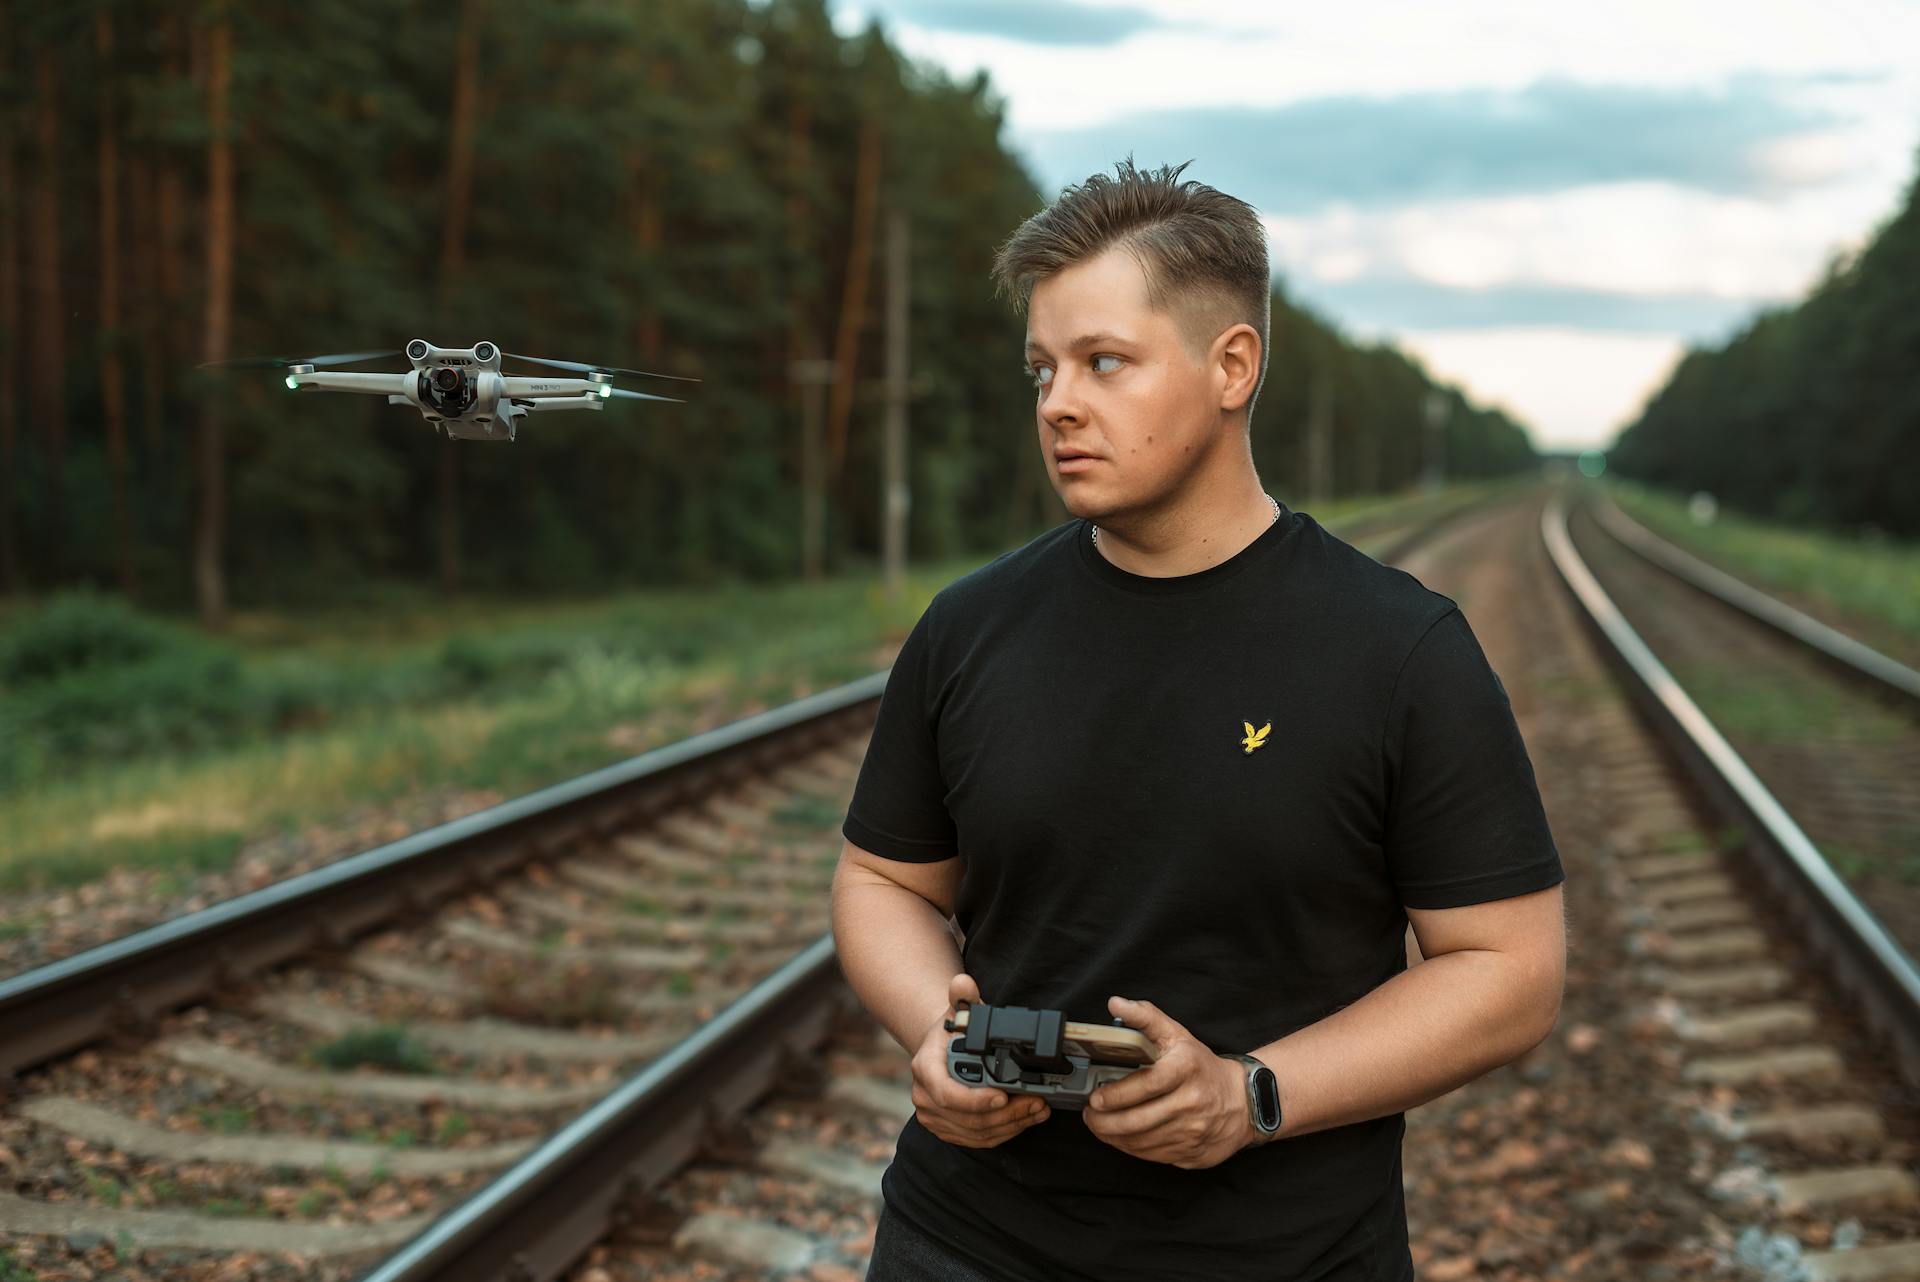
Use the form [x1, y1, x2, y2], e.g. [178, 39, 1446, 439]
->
[1249, 950, 1557, 1142]
[831, 875, 964, 1053]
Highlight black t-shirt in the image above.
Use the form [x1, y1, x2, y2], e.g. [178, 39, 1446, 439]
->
[841, 502, 1564, 1282]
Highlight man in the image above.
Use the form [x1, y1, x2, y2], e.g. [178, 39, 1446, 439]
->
[830, 158, 1566, 1281]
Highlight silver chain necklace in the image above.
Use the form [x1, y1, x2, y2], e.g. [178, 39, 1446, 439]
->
[1091, 493, 1280, 547]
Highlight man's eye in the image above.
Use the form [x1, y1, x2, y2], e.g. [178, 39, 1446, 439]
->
[1092, 354, 1123, 373]
[1030, 366, 1053, 388]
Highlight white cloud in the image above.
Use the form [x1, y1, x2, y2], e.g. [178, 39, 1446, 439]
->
[1385, 327, 1689, 452]
[1265, 178, 1885, 301]
[845, 0, 1920, 135]
[832, 0, 1920, 450]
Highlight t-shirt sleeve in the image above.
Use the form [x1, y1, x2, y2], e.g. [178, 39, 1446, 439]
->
[1383, 606, 1564, 909]
[841, 601, 959, 864]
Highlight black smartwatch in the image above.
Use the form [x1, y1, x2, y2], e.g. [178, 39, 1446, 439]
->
[1223, 1052, 1282, 1140]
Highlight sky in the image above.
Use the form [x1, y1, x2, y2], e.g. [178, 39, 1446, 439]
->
[827, 0, 1920, 452]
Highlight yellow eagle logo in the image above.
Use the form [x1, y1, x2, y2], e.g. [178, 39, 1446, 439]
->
[1241, 720, 1272, 754]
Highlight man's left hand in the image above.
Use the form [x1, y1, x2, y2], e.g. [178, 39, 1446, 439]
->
[1082, 995, 1263, 1169]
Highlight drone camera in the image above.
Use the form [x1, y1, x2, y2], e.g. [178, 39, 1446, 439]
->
[420, 364, 477, 416]
[474, 341, 496, 362]
[407, 339, 430, 361]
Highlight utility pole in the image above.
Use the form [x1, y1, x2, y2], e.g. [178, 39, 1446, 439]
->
[789, 356, 835, 580]
[882, 209, 910, 599]
[1305, 363, 1334, 503]
[1421, 389, 1449, 495]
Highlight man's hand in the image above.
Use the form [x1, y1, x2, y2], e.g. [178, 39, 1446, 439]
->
[909, 972, 1052, 1148]
[1083, 995, 1261, 1169]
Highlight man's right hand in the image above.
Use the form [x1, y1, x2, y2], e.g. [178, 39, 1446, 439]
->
[909, 972, 1051, 1148]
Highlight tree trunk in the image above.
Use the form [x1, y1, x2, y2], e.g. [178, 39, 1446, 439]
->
[29, 51, 66, 579]
[786, 90, 822, 576]
[97, 11, 135, 596]
[632, 57, 670, 365]
[0, 15, 21, 596]
[435, 0, 481, 596]
[881, 208, 908, 598]
[826, 118, 882, 479]
[195, 12, 234, 630]
[129, 153, 166, 457]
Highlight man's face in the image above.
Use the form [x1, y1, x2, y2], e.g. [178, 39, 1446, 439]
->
[1023, 244, 1224, 521]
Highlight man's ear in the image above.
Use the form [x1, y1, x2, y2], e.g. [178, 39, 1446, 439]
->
[1215, 323, 1261, 414]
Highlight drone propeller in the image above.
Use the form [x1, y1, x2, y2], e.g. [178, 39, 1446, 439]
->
[504, 352, 700, 383]
[198, 349, 402, 371]
[606, 387, 684, 404]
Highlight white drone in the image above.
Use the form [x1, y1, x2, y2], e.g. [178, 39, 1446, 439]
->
[199, 339, 694, 442]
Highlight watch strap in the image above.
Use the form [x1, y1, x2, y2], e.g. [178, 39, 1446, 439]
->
[1224, 1052, 1281, 1137]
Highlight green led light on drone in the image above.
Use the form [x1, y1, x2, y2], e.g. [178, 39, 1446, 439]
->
[599, 383, 612, 398]
[285, 375, 299, 390]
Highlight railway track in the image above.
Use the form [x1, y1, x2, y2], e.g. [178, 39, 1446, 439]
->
[19, 480, 1920, 1280]
[1545, 486, 1920, 1281]
[41, 478, 1920, 1281]
[0, 492, 1520, 1282]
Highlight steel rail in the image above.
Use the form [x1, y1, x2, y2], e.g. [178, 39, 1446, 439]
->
[1542, 489, 1920, 1086]
[0, 674, 883, 1078]
[0, 481, 1498, 1084]
[341, 486, 1506, 1282]
[1591, 492, 1920, 708]
[355, 936, 850, 1282]
[0, 489, 1499, 1280]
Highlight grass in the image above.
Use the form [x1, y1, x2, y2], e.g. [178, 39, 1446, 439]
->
[1606, 480, 1920, 657]
[82, 1168, 127, 1207]
[0, 554, 965, 892]
[310, 1025, 436, 1074]
[197, 1104, 258, 1135]
[0, 486, 1492, 895]
[1671, 662, 1906, 746]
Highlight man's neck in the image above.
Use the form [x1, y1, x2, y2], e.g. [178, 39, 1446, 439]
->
[1090, 482, 1278, 578]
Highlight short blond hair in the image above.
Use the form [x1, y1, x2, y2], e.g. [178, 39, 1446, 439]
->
[991, 157, 1271, 424]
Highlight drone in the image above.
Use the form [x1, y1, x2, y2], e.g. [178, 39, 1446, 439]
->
[198, 339, 695, 442]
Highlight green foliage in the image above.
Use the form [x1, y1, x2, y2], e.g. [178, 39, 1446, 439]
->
[311, 1025, 436, 1074]
[1609, 481, 1920, 651]
[0, 594, 340, 790]
[1611, 151, 1920, 536]
[0, 1249, 32, 1282]
[0, 591, 183, 685]
[4, 0, 1534, 614]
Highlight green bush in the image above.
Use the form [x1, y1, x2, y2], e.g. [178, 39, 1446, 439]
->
[0, 590, 184, 686]
[0, 596, 342, 789]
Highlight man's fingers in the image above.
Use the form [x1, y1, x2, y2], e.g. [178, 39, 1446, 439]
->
[1108, 995, 1179, 1045]
[1086, 1087, 1183, 1139]
[1089, 1061, 1179, 1113]
[949, 972, 982, 1008]
[913, 1069, 1007, 1112]
[923, 1101, 1049, 1146]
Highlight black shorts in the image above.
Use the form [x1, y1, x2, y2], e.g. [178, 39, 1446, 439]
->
[865, 1204, 1003, 1281]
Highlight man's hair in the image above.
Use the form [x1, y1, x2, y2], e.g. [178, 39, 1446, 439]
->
[991, 156, 1271, 426]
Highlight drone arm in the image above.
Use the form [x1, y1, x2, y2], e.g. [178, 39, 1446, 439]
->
[290, 371, 412, 397]
[516, 394, 607, 413]
[500, 375, 598, 398]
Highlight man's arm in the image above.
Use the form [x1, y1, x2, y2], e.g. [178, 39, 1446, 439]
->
[1251, 882, 1566, 1142]
[830, 838, 966, 1053]
[1081, 882, 1565, 1166]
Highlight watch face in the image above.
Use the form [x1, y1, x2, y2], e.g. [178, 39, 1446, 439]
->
[1251, 1066, 1281, 1130]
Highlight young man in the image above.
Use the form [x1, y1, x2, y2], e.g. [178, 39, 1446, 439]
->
[831, 159, 1566, 1281]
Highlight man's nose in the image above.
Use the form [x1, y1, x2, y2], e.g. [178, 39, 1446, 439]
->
[1041, 367, 1085, 429]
